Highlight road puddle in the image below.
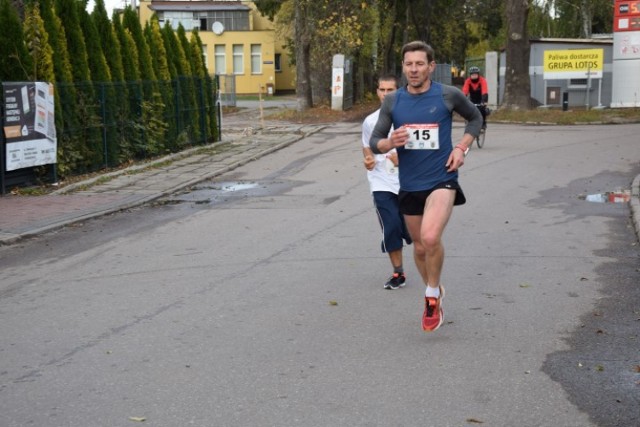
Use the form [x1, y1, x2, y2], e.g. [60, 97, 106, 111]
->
[581, 190, 631, 203]
[161, 180, 297, 206]
[216, 182, 259, 192]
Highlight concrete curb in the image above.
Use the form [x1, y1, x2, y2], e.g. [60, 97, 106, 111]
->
[631, 174, 640, 243]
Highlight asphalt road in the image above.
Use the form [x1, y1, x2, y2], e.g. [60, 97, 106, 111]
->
[0, 122, 639, 427]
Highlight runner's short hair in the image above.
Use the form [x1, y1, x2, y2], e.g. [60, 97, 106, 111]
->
[401, 41, 435, 63]
[377, 74, 398, 88]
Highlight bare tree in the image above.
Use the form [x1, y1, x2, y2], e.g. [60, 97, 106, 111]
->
[502, 0, 531, 109]
[580, 0, 592, 37]
[294, 0, 313, 111]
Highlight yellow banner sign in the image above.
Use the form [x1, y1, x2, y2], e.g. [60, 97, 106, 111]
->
[543, 48, 604, 79]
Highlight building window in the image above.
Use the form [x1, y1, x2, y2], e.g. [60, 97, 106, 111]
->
[214, 45, 226, 75]
[158, 11, 198, 30]
[568, 78, 590, 89]
[198, 10, 250, 32]
[233, 44, 244, 75]
[274, 53, 282, 72]
[157, 10, 250, 32]
[251, 44, 262, 74]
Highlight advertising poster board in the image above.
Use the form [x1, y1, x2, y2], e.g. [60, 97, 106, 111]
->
[2, 82, 57, 172]
[542, 48, 604, 80]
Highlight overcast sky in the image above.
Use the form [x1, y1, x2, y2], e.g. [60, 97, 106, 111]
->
[86, 0, 129, 17]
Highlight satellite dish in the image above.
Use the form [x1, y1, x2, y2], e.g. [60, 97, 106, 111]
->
[212, 21, 224, 35]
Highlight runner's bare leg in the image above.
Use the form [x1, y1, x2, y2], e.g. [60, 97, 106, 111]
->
[405, 189, 456, 288]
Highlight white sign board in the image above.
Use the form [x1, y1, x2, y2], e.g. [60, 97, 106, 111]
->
[3, 82, 57, 172]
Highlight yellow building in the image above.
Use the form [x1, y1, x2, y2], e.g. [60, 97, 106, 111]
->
[137, 0, 295, 95]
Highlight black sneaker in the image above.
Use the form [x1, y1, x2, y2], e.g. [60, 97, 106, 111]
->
[384, 273, 406, 290]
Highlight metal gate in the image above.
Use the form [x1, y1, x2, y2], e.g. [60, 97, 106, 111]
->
[432, 64, 452, 85]
[217, 74, 237, 107]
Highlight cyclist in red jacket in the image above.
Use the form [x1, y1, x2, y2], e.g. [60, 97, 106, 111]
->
[462, 66, 488, 130]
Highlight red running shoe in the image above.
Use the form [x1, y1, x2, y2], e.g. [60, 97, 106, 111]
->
[422, 285, 445, 332]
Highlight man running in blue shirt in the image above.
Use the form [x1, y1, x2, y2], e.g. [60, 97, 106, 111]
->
[369, 41, 482, 332]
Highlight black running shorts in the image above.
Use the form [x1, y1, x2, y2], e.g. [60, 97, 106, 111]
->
[398, 181, 466, 215]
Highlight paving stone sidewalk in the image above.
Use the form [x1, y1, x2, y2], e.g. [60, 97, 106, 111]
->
[0, 123, 325, 245]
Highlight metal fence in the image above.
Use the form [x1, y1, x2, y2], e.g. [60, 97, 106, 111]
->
[1, 75, 220, 187]
[464, 57, 485, 76]
[432, 63, 453, 85]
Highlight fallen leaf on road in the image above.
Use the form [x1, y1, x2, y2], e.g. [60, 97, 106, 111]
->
[466, 418, 484, 424]
[329, 300, 338, 306]
[129, 416, 146, 422]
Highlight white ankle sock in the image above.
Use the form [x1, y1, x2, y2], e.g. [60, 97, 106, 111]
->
[425, 285, 440, 298]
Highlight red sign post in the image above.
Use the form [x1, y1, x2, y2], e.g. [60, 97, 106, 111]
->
[611, 0, 640, 106]
[614, 0, 640, 31]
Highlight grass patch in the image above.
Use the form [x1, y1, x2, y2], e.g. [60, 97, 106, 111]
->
[269, 100, 640, 126]
[490, 107, 640, 125]
[9, 186, 51, 196]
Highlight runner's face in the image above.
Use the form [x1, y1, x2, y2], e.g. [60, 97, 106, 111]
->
[402, 51, 434, 92]
[376, 80, 397, 102]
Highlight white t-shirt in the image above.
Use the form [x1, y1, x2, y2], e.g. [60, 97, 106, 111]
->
[362, 109, 400, 194]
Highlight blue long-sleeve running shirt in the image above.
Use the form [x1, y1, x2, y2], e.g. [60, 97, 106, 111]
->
[369, 82, 482, 192]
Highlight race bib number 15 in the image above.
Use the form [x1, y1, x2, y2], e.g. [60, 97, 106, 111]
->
[404, 124, 439, 150]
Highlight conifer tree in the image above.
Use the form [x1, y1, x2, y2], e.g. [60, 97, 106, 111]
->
[79, 2, 119, 168]
[23, 2, 54, 82]
[54, 0, 91, 83]
[36, 0, 86, 176]
[0, 0, 32, 81]
[161, 23, 180, 78]
[121, 6, 166, 156]
[174, 25, 196, 78]
[112, 14, 143, 160]
[53, 0, 100, 171]
[92, 0, 130, 165]
[164, 23, 199, 143]
[189, 29, 217, 140]
[91, 0, 124, 82]
[37, 0, 73, 84]
[146, 18, 171, 82]
[122, 6, 156, 83]
[113, 15, 140, 82]
[78, 7, 111, 83]
[145, 18, 174, 149]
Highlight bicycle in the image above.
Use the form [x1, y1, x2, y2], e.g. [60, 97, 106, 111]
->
[474, 104, 488, 149]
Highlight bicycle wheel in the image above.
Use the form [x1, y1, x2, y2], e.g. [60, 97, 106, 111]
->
[476, 128, 485, 149]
